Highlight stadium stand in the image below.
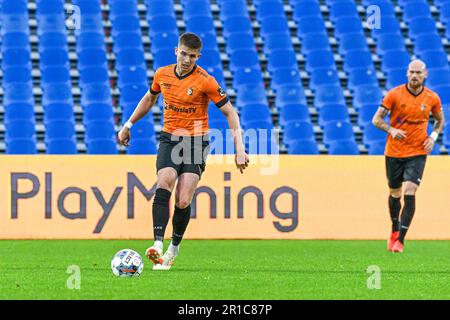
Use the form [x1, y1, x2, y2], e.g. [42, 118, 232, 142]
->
[0, 0, 448, 155]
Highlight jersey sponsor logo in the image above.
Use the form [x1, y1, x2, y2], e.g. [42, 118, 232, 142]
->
[164, 103, 197, 114]
[187, 87, 193, 96]
[420, 105, 426, 111]
[197, 70, 208, 78]
[218, 87, 225, 97]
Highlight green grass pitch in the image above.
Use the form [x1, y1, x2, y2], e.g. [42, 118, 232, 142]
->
[1, 240, 450, 300]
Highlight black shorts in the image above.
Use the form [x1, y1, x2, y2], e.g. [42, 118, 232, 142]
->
[156, 131, 210, 178]
[385, 155, 427, 189]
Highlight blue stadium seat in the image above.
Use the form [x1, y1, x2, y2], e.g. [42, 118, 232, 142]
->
[219, 0, 249, 20]
[287, 140, 319, 155]
[323, 121, 355, 145]
[444, 126, 450, 148]
[376, 34, 406, 56]
[1, 15, 29, 35]
[118, 66, 148, 87]
[122, 104, 154, 123]
[259, 16, 290, 37]
[41, 66, 70, 84]
[408, 18, 438, 39]
[263, 33, 294, 55]
[427, 69, 450, 90]
[328, 140, 359, 155]
[334, 17, 364, 39]
[271, 68, 301, 90]
[245, 136, 280, 155]
[77, 32, 105, 51]
[232, 68, 264, 88]
[292, 1, 322, 21]
[110, 0, 139, 20]
[37, 15, 66, 35]
[283, 121, 315, 144]
[4, 102, 35, 124]
[381, 50, 411, 72]
[148, 16, 178, 37]
[296, 16, 327, 38]
[3, 66, 32, 84]
[343, 50, 374, 72]
[329, 2, 359, 21]
[111, 16, 141, 36]
[146, 0, 176, 18]
[386, 68, 408, 89]
[403, 2, 432, 23]
[314, 85, 345, 108]
[367, 142, 385, 155]
[434, 86, 450, 105]
[353, 85, 383, 109]
[45, 120, 76, 143]
[1, 48, 31, 68]
[73, 0, 102, 15]
[226, 33, 256, 54]
[371, 17, 401, 38]
[42, 84, 73, 105]
[127, 139, 158, 154]
[358, 104, 379, 127]
[1, 1, 28, 14]
[2, 32, 30, 49]
[114, 33, 145, 52]
[199, 32, 219, 50]
[39, 48, 69, 67]
[129, 121, 156, 139]
[81, 84, 112, 105]
[229, 49, 260, 72]
[77, 48, 107, 69]
[46, 139, 78, 154]
[83, 103, 114, 124]
[414, 34, 444, 55]
[150, 32, 179, 52]
[240, 104, 272, 123]
[267, 49, 298, 72]
[116, 48, 146, 70]
[85, 121, 116, 143]
[440, 3, 450, 23]
[184, 0, 213, 19]
[152, 48, 176, 69]
[305, 50, 336, 72]
[222, 16, 253, 37]
[419, 50, 450, 70]
[44, 103, 75, 123]
[255, 1, 286, 20]
[318, 104, 350, 126]
[199, 49, 222, 70]
[302, 33, 331, 55]
[7, 138, 37, 154]
[347, 68, 378, 89]
[363, 124, 387, 146]
[338, 33, 368, 55]
[75, 15, 104, 34]
[279, 103, 311, 124]
[119, 84, 148, 105]
[275, 85, 306, 107]
[3, 83, 34, 104]
[87, 139, 119, 154]
[5, 120, 36, 142]
[36, 0, 64, 15]
[310, 68, 340, 89]
[185, 16, 216, 38]
[39, 32, 68, 49]
[79, 67, 109, 86]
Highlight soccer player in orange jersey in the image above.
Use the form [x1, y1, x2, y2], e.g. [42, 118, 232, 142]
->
[372, 60, 445, 253]
[118, 33, 249, 269]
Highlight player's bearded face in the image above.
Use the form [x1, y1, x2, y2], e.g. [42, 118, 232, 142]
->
[175, 45, 201, 73]
[407, 68, 426, 89]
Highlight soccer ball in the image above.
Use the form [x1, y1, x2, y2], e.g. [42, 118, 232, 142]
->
[111, 249, 144, 277]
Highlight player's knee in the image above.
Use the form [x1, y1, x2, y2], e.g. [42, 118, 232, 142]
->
[175, 198, 191, 209]
[404, 183, 418, 195]
[389, 188, 402, 198]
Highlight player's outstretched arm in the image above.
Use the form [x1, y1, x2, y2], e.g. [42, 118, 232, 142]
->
[372, 106, 406, 140]
[424, 110, 445, 153]
[118, 91, 159, 146]
[219, 101, 249, 173]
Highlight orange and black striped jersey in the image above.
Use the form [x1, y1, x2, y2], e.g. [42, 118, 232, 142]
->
[382, 84, 442, 158]
[150, 64, 229, 136]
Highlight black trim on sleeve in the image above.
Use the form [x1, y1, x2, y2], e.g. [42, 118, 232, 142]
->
[149, 88, 161, 95]
[215, 97, 229, 108]
[381, 104, 390, 110]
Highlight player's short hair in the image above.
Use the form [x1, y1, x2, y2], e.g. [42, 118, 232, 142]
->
[178, 32, 202, 50]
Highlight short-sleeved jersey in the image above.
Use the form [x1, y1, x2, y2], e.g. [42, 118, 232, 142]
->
[382, 84, 442, 158]
[150, 64, 229, 136]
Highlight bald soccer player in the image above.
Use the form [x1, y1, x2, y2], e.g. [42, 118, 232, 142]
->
[118, 32, 249, 269]
[372, 60, 445, 253]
